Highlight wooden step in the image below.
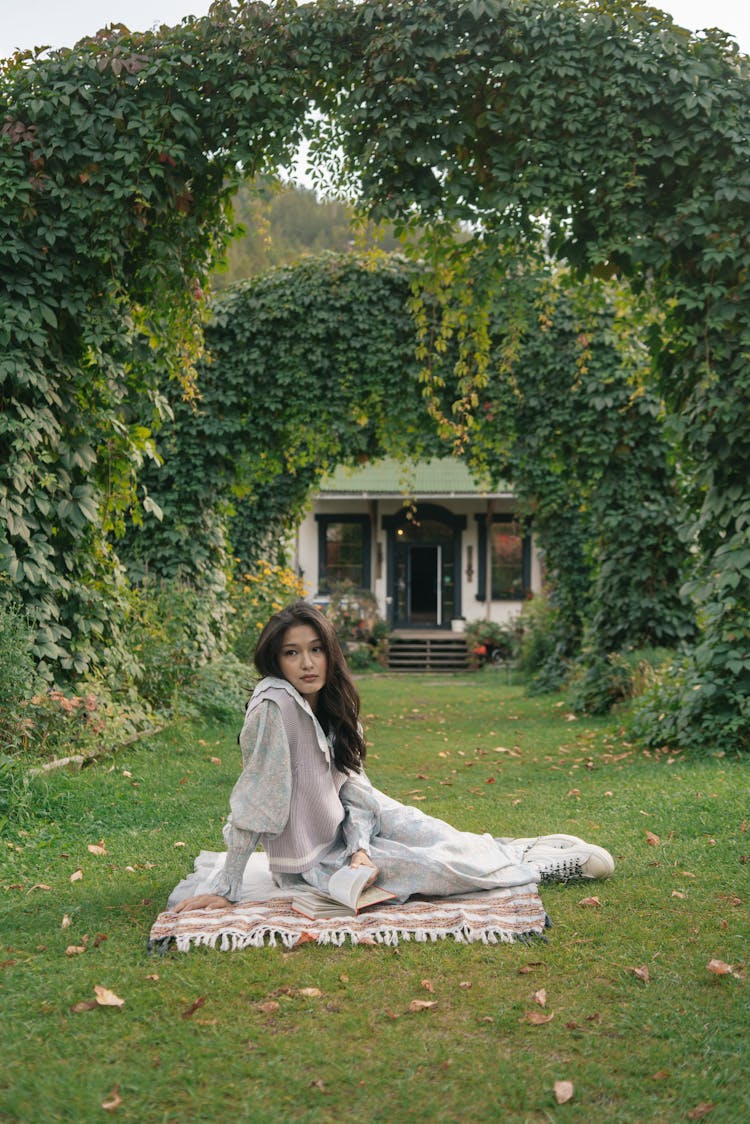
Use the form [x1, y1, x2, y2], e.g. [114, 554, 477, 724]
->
[387, 634, 470, 672]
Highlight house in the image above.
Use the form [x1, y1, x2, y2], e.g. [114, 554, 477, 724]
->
[293, 458, 542, 632]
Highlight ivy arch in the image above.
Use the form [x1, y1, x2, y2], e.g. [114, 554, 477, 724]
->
[1, 0, 748, 746]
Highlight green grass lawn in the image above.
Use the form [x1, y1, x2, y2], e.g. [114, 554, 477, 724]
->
[1, 673, 747, 1122]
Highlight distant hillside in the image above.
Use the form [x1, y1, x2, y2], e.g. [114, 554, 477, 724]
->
[212, 179, 403, 286]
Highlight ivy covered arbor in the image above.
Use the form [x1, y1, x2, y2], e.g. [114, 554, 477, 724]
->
[125, 250, 693, 671]
[1, 0, 749, 747]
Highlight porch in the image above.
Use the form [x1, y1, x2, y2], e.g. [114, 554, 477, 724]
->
[387, 629, 470, 672]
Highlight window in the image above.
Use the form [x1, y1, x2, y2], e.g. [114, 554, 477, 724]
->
[491, 523, 524, 599]
[475, 514, 531, 602]
[316, 516, 371, 592]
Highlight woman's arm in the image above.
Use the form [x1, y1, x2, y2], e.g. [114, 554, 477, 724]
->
[174, 701, 292, 910]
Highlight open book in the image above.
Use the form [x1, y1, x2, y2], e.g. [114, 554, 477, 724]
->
[291, 864, 396, 920]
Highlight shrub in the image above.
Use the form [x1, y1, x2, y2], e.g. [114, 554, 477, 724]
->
[324, 582, 383, 643]
[0, 598, 38, 753]
[179, 653, 256, 723]
[568, 647, 675, 716]
[227, 561, 306, 664]
[464, 618, 522, 669]
[517, 595, 572, 693]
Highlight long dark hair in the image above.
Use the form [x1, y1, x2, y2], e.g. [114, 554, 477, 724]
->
[254, 601, 366, 774]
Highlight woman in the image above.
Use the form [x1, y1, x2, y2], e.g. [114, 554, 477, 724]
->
[173, 601, 613, 913]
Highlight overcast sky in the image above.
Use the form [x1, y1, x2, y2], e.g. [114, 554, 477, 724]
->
[0, 0, 748, 57]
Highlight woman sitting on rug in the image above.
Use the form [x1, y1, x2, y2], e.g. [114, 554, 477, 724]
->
[173, 601, 614, 914]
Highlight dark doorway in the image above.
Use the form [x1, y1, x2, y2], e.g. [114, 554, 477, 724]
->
[409, 545, 439, 623]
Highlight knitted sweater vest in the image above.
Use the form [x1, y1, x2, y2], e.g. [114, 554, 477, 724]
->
[261, 687, 346, 874]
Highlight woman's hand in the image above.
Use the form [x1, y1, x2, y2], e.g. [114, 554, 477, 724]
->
[172, 894, 231, 913]
[349, 849, 378, 886]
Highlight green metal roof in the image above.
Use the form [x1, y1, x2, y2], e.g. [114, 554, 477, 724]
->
[317, 458, 511, 496]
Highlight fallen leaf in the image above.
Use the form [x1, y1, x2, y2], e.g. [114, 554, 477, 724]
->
[408, 999, 437, 1012]
[310, 1079, 326, 1092]
[210, 756, 222, 764]
[518, 962, 543, 975]
[30, 883, 52, 891]
[568, 788, 581, 797]
[122, 770, 132, 778]
[672, 890, 687, 899]
[339, 973, 349, 983]
[181, 996, 207, 1018]
[146, 974, 159, 981]
[93, 933, 108, 948]
[645, 830, 661, 846]
[61, 915, 72, 929]
[421, 979, 435, 993]
[554, 1080, 574, 1105]
[578, 896, 601, 908]
[651, 1069, 671, 1080]
[298, 987, 322, 998]
[94, 986, 125, 1008]
[65, 944, 86, 956]
[69, 869, 83, 883]
[124, 865, 136, 873]
[706, 959, 733, 976]
[101, 1085, 122, 1112]
[522, 1010, 554, 1025]
[459, 981, 472, 990]
[384, 1008, 401, 1019]
[257, 1000, 280, 1014]
[628, 965, 650, 983]
[603, 790, 613, 797]
[687, 1104, 715, 1120]
[533, 988, 547, 1007]
[479, 1015, 494, 1023]
[70, 1000, 98, 1013]
[173, 841, 186, 848]
[87, 842, 107, 856]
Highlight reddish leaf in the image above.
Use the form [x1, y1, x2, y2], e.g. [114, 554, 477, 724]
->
[645, 830, 661, 846]
[578, 896, 601, 908]
[706, 959, 733, 976]
[70, 1000, 98, 1013]
[687, 1104, 715, 1120]
[651, 1070, 671, 1080]
[421, 979, 435, 993]
[182, 996, 207, 1018]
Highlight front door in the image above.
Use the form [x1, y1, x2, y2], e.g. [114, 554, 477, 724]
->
[387, 504, 464, 628]
[408, 544, 442, 626]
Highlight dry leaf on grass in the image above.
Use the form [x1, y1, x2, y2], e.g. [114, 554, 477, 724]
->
[146, 974, 159, 981]
[95, 986, 124, 1008]
[65, 944, 87, 957]
[706, 959, 736, 977]
[210, 756, 222, 764]
[257, 1000, 280, 1014]
[645, 830, 661, 846]
[70, 1000, 98, 1013]
[627, 965, 650, 983]
[30, 883, 51, 891]
[459, 981, 472, 990]
[672, 890, 687, 899]
[408, 999, 437, 1012]
[522, 1010, 554, 1025]
[298, 987, 322, 998]
[578, 896, 601, 908]
[687, 1104, 715, 1120]
[554, 1080, 574, 1105]
[61, 915, 72, 929]
[87, 842, 107, 856]
[533, 988, 547, 1007]
[181, 996, 206, 1019]
[101, 1085, 122, 1112]
[69, 869, 83, 883]
[518, 962, 543, 975]
[421, 979, 435, 993]
[651, 1069, 671, 1080]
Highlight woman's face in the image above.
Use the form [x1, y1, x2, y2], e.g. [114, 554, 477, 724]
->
[277, 624, 328, 710]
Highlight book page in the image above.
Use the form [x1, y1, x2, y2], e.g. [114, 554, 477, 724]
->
[327, 864, 373, 909]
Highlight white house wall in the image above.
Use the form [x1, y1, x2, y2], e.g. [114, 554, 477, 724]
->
[294, 497, 541, 629]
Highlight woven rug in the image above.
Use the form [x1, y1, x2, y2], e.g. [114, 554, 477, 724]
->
[149, 885, 549, 951]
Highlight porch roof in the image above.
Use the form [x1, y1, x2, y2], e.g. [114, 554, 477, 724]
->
[317, 457, 513, 498]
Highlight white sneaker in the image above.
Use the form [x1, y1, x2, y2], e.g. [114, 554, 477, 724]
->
[523, 839, 615, 882]
[499, 833, 586, 850]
